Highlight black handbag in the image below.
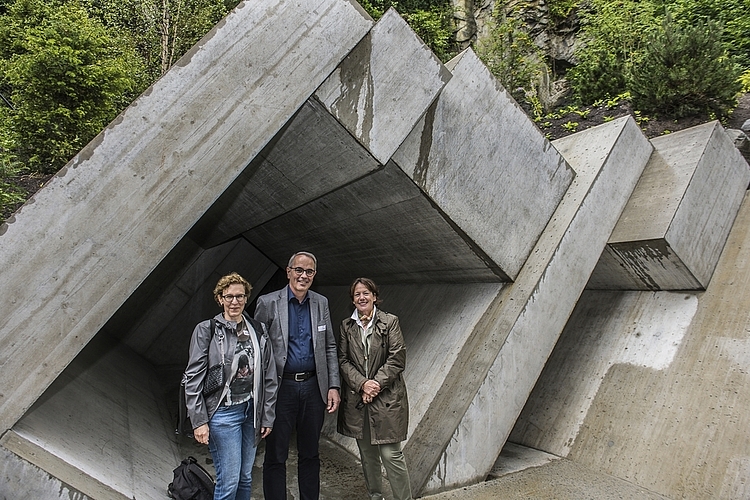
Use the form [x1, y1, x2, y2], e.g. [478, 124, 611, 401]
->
[202, 319, 225, 397]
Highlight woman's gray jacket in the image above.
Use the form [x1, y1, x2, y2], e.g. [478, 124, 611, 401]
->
[184, 312, 278, 445]
[337, 309, 409, 444]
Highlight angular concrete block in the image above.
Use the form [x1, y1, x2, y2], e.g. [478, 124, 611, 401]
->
[193, 9, 450, 249]
[392, 49, 574, 281]
[409, 117, 651, 495]
[316, 8, 451, 164]
[588, 121, 750, 290]
[0, 0, 372, 433]
[243, 161, 503, 285]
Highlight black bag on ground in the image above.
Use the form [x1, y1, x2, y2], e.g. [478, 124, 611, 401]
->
[167, 456, 215, 500]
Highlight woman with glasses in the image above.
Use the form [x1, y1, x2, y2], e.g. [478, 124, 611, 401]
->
[337, 277, 412, 500]
[183, 272, 278, 500]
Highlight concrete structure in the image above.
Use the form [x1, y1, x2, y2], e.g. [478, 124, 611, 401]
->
[588, 121, 750, 290]
[510, 191, 750, 499]
[1, 1, 750, 499]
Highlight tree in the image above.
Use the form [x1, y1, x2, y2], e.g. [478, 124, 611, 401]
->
[628, 12, 742, 118]
[80, 0, 238, 81]
[568, 0, 662, 103]
[0, 0, 143, 173]
[475, 13, 545, 103]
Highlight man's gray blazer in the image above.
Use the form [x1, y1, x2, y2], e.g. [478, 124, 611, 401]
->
[254, 287, 340, 402]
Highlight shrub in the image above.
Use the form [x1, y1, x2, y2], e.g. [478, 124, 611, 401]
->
[568, 0, 661, 104]
[628, 12, 742, 118]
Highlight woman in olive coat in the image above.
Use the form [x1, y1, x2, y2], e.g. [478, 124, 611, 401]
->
[337, 277, 412, 500]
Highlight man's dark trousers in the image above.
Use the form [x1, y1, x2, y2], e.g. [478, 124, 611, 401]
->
[263, 375, 326, 500]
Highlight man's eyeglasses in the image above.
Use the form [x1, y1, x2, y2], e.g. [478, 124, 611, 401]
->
[290, 267, 316, 277]
[222, 294, 247, 303]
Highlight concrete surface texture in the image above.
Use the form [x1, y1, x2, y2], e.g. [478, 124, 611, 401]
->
[392, 48, 574, 281]
[511, 192, 750, 498]
[0, 0, 373, 433]
[2, 0, 750, 499]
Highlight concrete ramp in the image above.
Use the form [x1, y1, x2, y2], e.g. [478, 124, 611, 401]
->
[511, 192, 750, 498]
[588, 121, 750, 290]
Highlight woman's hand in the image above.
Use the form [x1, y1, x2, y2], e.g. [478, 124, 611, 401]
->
[261, 427, 272, 439]
[193, 424, 209, 445]
[362, 379, 381, 398]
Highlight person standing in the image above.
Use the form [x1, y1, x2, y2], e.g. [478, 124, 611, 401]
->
[337, 277, 412, 500]
[183, 272, 278, 500]
[255, 251, 341, 500]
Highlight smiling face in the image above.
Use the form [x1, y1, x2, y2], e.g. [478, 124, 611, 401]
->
[219, 283, 247, 322]
[286, 254, 316, 300]
[352, 282, 376, 317]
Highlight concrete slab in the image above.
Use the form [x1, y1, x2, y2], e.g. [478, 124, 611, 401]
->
[315, 8, 451, 164]
[392, 49, 574, 280]
[511, 191, 750, 498]
[0, 446, 92, 500]
[588, 121, 750, 290]
[1, 340, 177, 499]
[422, 452, 671, 500]
[243, 162, 505, 285]
[0, 0, 373, 433]
[410, 116, 651, 495]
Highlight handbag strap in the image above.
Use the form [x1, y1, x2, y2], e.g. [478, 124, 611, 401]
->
[209, 318, 225, 366]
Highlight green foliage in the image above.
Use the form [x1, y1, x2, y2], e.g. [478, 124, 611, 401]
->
[741, 69, 750, 92]
[628, 13, 742, 118]
[402, 7, 455, 62]
[546, 0, 580, 23]
[80, 0, 235, 80]
[568, 0, 662, 103]
[665, 0, 750, 68]
[0, 0, 143, 173]
[476, 14, 546, 99]
[359, 0, 456, 62]
[0, 119, 26, 218]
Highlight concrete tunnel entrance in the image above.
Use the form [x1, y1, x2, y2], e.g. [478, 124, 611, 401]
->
[4, 87, 513, 497]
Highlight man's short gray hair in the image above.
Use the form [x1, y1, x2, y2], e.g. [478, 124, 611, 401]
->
[288, 251, 317, 270]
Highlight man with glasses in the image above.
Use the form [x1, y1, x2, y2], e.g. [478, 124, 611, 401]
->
[255, 251, 340, 500]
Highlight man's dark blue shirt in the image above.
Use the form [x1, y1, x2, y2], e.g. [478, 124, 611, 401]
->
[286, 286, 315, 373]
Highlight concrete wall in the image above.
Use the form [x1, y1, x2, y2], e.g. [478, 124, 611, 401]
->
[511, 191, 750, 499]
[412, 116, 652, 494]
[1, 339, 176, 499]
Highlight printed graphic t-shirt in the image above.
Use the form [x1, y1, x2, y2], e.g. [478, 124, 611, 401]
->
[226, 335, 255, 405]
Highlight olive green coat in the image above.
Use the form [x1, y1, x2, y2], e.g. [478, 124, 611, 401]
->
[337, 309, 409, 445]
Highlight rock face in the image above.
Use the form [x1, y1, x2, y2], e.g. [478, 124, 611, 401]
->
[453, 0, 580, 66]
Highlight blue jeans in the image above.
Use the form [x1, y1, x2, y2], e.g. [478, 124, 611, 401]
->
[208, 401, 257, 500]
[263, 376, 326, 500]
